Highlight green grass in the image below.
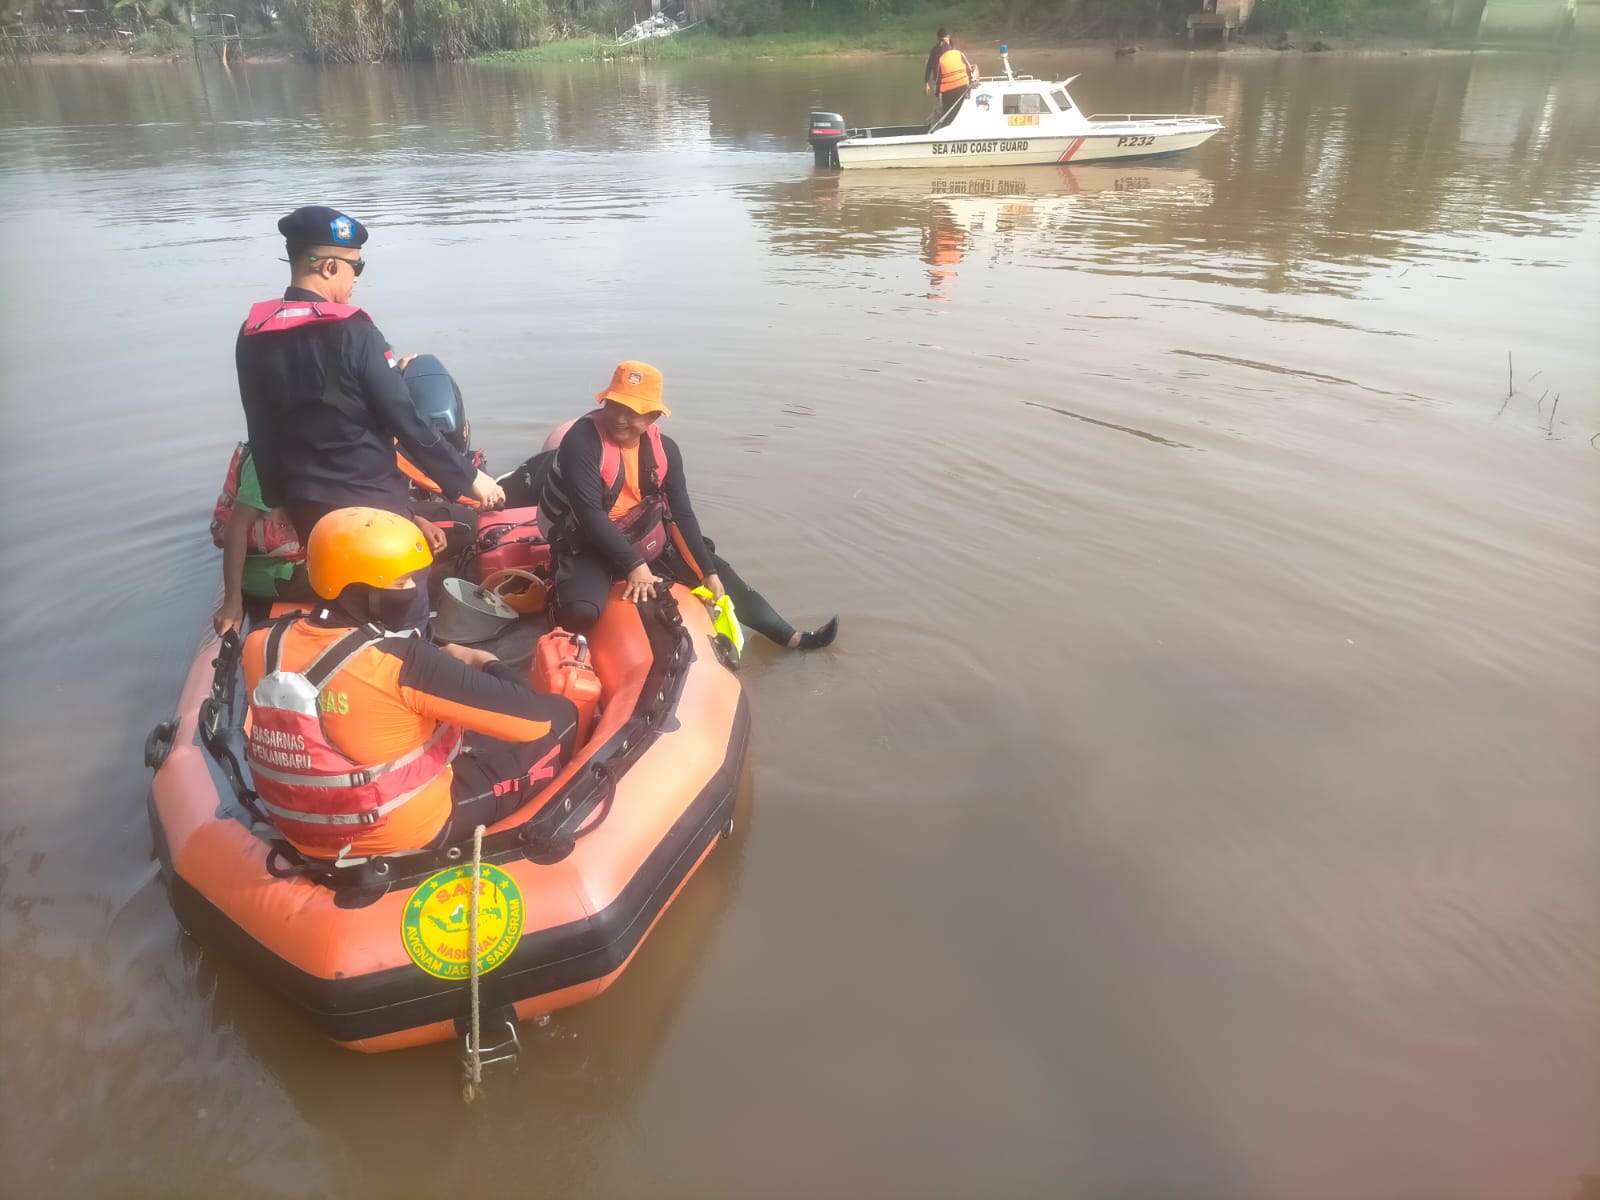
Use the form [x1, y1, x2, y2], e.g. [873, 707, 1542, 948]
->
[239, 27, 304, 55]
[475, 0, 1444, 65]
[1247, 0, 1430, 34]
[132, 21, 192, 55]
[480, 4, 1005, 65]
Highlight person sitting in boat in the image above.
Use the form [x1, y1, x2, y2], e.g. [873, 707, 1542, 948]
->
[536, 361, 838, 651]
[241, 507, 579, 861]
[211, 441, 315, 637]
[925, 33, 979, 117]
[234, 205, 505, 556]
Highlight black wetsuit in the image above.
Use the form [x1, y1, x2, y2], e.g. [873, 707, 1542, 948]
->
[535, 420, 798, 646]
[924, 38, 951, 89]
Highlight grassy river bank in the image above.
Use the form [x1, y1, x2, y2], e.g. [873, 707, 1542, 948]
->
[479, 4, 1460, 65]
[19, 0, 1582, 66]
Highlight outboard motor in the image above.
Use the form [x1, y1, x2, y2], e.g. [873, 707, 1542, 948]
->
[402, 354, 469, 451]
[808, 111, 845, 169]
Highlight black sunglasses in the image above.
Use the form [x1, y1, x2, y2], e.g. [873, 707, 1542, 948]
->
[310, 253, 365, 277]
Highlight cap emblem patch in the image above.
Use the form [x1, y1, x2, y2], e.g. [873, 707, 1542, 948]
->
[331, 216, 354, 242]
[627, 371, 643, 385]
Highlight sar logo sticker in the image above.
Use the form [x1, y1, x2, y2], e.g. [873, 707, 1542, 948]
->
[402, 864, 524, 980]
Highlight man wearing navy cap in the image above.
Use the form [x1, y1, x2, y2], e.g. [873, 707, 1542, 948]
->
[235, 206, 505, 545]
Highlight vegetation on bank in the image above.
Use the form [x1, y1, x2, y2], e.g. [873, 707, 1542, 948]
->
[481, 6, 985, 64]
[9, 0, 302, 58]
[482, 0, 1438, 66]
[5, 0, 193, 57]
[10, 0, 1445, 63]
[22, 24, 187, 55]
[485, 0, 1441, 65]
[278, 0, 985, 62]
[696, 0, 1437, 41]
[1248, 0, 1437, 34]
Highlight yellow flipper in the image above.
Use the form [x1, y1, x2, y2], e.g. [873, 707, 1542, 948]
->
[690, 586, 745, 653]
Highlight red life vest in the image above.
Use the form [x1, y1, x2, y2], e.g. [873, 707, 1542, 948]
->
[240, 297, 369, 337]
[210, 443, 303, 559]
[538, 411, 671, 563]
[246, 620, 462, 857]
[239, 297, 386, 434]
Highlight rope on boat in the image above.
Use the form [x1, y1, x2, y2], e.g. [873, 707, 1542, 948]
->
[461, 823, 487, 1104]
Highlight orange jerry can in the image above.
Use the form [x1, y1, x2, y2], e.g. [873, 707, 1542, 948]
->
[531, 630, 602, 745]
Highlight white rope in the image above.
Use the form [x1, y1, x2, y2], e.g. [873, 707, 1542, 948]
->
[461, 823, 486, 1104]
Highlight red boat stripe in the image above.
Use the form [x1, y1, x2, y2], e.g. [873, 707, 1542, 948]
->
[1058, 137, 1086, 163]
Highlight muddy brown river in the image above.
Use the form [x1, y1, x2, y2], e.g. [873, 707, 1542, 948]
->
[1, 48, 1597, 1200]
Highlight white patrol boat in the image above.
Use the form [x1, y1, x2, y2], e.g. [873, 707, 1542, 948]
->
[808, 47, 1223, 171]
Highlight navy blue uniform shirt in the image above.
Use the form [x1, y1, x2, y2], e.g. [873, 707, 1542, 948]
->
[235, 287, 476, 515]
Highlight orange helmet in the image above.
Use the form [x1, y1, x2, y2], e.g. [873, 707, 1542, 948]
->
[596, 360, 670, 416]
[307, 507, 433, 600]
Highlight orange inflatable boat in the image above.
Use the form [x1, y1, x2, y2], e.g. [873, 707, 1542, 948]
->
[144, 586, 747, 1055]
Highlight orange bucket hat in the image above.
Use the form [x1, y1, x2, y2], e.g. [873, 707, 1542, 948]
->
[596, 360, 670, 417]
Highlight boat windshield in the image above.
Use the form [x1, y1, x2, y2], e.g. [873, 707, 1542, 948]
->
[1051, 87, 1074, 111]
[1003, 92, 1049, 115]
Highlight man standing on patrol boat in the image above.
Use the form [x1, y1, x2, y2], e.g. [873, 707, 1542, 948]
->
[234, 206, 505, 550]
[924, 29, 979, 117]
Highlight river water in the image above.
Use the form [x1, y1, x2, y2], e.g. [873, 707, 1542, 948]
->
[1, 47, 1597, 1200]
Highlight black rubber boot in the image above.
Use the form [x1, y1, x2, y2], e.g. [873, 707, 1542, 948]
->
[795, 617, 839, 651]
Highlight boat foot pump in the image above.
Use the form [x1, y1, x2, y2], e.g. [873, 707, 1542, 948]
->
[807, 112, 845, 168]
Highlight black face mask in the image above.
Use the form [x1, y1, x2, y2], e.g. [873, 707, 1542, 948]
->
[373, 583, 432, 633]
[336, 582, 431, 634]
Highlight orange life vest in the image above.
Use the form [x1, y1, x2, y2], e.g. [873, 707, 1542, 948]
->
[938, 48, 971, 93]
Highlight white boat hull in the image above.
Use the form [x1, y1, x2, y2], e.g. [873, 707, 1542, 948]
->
[837, 124, 1221, 170]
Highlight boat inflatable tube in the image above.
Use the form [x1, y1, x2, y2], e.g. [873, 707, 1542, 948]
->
[146, 585, 748, 1052]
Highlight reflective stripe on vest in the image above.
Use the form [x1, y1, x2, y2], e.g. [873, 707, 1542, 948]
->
[240, 297, 368, 336]
[255, 774, 435, 826]
[248, 722, 457, 792]
[939, 48, 970, 93]
[246, 620, 462, 850]
[537, 411, 669, 544]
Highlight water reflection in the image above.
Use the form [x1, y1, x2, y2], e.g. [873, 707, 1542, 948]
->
[2, 55, 1596, 303]
[756, 165, 1213, 298]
